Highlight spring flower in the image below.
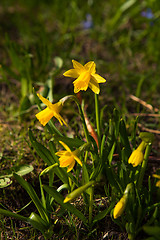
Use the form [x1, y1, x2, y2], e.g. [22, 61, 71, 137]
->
[141, 8, 154, 19]
[63, 60, 106, 94]
[82, 14, 93, 30]
[128, 141, 147, 167]
[113, 196, 127, 219]
[64, 181, 95, 203]
[55, 141, 82, 172]
[35, 93, 67, 126]
[153, 174, 160, 187]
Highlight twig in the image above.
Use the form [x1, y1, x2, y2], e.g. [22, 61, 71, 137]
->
[137, 123, 160, 135]
[129, 94, 159, 112]
[130, 113, 160, 117]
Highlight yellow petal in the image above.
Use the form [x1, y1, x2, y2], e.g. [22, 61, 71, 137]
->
[84, 61, 96, 73]
[74, 155, 82, 166]
[63, 69, 79, 78]
[67, 160, 75, 172]
[35, 107, 54, 126]
[37, 93, 53, 108]
[54, 112, 68, 126]
[55, 150, 66, 156]
[72, 60, 85, 74]
[59, 141, 72, 152]
[92, 73, 106, 83]
[156, 180, 160, 187]
[153, 174, 160, 180]
[88, 78, 100, 94]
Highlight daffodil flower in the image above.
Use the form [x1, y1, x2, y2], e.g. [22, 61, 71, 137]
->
[113, 196, 127, 219]
[55, 141, 82, 172]
[35, 93, 67, 126]
[63, 60, 106, 94]
[128, 141, 147, 167]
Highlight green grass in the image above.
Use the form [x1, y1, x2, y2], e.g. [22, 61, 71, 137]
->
[1, 0, 160, 239]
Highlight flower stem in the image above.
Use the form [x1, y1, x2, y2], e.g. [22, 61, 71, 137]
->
[95, 94, 101, 150]
[89, 186, 94, 225]
[137, 143, 152, 190]
[72, 95, 90, 143]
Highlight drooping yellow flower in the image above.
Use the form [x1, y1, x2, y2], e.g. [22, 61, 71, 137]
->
[63, 60, 106, 94]
[35, 93, 67, 126]
[128, 141, 146, 167]
[55, 141, 82, 172]
[113, 196, 127, 219]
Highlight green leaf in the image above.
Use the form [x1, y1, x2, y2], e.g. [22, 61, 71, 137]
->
[0, 208, 28, 222]
[13, 173, 49, 223]
[43, 185, 88, 226]
[54, 56, 63, 69]
[143, 226, 160, 239]
[119, 119, 132, 158]
[19, 95, 31, 113]
[93, 201, 115, 225]
[55, 135, 85, 148]
[0, 178, 12, 188]
[29, 129, 54, 166]
[0, 164, 33, 179]
[40, 163, 59, 176]
[21, 78, 28, 97]
[28, 212, 50, 232]
[108, 142, 116, 165]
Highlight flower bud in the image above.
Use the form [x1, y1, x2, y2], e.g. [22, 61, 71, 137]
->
[64, 181, 95, 203]
[113, 195, 127, 219]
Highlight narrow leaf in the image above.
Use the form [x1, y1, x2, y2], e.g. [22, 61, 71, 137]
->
[43, 185, 88, 226]
[13, 173, 49, 223]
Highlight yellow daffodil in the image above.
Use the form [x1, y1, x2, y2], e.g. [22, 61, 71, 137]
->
[113, 196, 127, 219]
[35, 93, 67, 126]
[128, 141, 147, 167]
[55, 141, 82, 172]
[63, 60, 106, 94]
[153, 174, 160, 187]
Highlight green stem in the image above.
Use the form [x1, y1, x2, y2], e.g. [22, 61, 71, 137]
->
[72, 95, 90, 143]
[89, 186, 94, 225]
[95, 94, 101, 151]
[137, 143, 152, 190]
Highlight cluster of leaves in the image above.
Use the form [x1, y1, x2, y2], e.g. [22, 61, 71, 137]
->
[1, 71, 160, 240]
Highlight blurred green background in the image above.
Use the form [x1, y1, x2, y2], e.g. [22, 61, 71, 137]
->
[1, 0, 160, 105]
